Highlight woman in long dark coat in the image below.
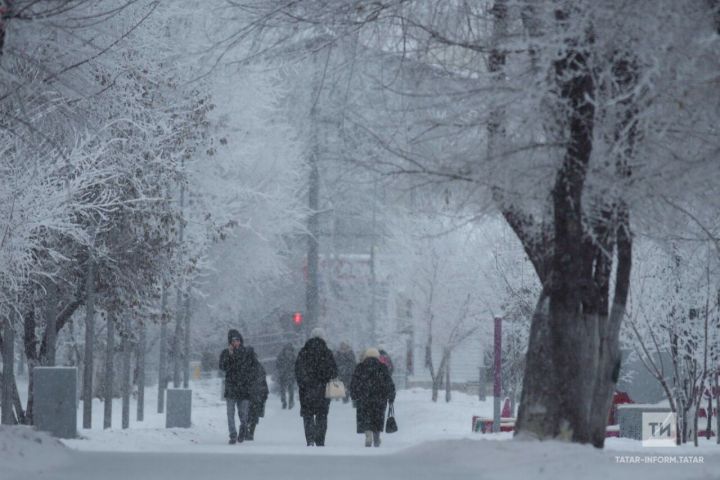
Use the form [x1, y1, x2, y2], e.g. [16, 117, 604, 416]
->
[350, 348, 396, 447]
[295, 328, 338, 446]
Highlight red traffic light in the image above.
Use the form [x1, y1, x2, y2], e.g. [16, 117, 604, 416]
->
[293, 312, 303, 326]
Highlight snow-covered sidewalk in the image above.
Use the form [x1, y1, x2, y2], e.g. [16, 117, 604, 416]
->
[3, 377, 719, 479]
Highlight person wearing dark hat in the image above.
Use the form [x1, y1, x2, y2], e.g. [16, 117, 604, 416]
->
[295, 327, 338, 446]
[219, 329, 258, 444]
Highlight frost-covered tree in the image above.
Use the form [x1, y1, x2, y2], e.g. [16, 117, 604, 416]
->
[225, 0, 720, 447]
[624, 241, 720, 445]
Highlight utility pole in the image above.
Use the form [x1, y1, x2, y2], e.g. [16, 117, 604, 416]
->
[305, 51, 321, 335]
[368, 177, 378, 346]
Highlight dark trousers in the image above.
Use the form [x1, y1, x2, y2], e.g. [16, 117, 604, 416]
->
[303, 414, 328, 446]
[280, 381, 295, 409]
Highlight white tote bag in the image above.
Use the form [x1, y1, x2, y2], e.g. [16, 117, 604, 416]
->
[325, 378, 346, 399]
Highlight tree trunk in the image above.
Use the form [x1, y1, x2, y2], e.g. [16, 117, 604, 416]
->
[444, 349, 451, 403]
[44, 282, 58, 366]
[431, 368, 439, 402]
[431, 352, 448, 403]
[23, 308, 37, 424]
[1, 324, 26, 424]
[158, 284, 168, 414]
[706, 393, 713, 440]
[16, 334, 24, 377]
[715, 373, 719, 444]
[516, 292, 559, 438]
[173, 157, 186, 388]
[121, 316, 131, 430]
[514, 9, 618, 445]
[588, 211, 632, 447]
[103, 313, 115, 429]
[182, 292, 191, 389]
[173, 284, 183, 388]
[82, 250, 96, 429]
[2, 316, 15, 425]
[137, 318, 146, 422]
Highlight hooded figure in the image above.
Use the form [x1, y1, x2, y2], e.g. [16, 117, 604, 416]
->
[275, 343, 296, 409]
[295, 329, 338, 446]
[350, 348, 396, 447]
[219, 329, 258, 444]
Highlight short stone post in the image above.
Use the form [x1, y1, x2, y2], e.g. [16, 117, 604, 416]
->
[33, 367, 77, 438]
[166, 388, 192, 428]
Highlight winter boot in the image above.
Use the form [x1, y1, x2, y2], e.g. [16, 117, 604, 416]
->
[373, 431, 381, 447]
[229, 436, 237, 445]
[246, 423, 256, 441]
[365, 431, 373, 447]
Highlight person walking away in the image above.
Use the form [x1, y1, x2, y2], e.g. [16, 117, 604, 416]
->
[334, 342, 356, 404]
[295, 328, 338, 446]
[350, 347, 396, 447]
[275, 343, 296, 409]
[219, 329, 258, 444]
[246, 347, 269, 441]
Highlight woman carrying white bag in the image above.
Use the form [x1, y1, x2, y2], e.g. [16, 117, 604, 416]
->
[295, 328, 338, 447]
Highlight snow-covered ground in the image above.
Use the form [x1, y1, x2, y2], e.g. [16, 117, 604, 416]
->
[3, 377, 719, 479]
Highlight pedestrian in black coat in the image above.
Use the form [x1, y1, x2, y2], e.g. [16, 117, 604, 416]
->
[334, 342, 356, 403]
[275, 343, 296, 409]
[246, 348, 269, 441]
[295, 328, 338, 446]
[350, 348, 396, 447]
[219, 329, 259, 444]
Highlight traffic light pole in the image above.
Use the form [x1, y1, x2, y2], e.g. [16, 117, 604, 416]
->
[305, 51, 321, 335]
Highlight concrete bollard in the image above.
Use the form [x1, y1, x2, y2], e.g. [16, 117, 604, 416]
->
[33, 367, 78, 438]
[166, 388, 192, 428]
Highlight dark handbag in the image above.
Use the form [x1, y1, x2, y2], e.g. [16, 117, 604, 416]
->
[385, 403, 398, 433]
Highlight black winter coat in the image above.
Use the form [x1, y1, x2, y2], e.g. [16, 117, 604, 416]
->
[295, 337, 338, 417]
[249, 362, 269, 419]
[275, 344, 296, 385]
[219, 346, 258, 400]
[350, 358, 396, 433]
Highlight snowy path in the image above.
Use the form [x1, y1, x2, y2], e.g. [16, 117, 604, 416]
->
[14, 449, 478, 480]
[5, 377, 720, 479]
